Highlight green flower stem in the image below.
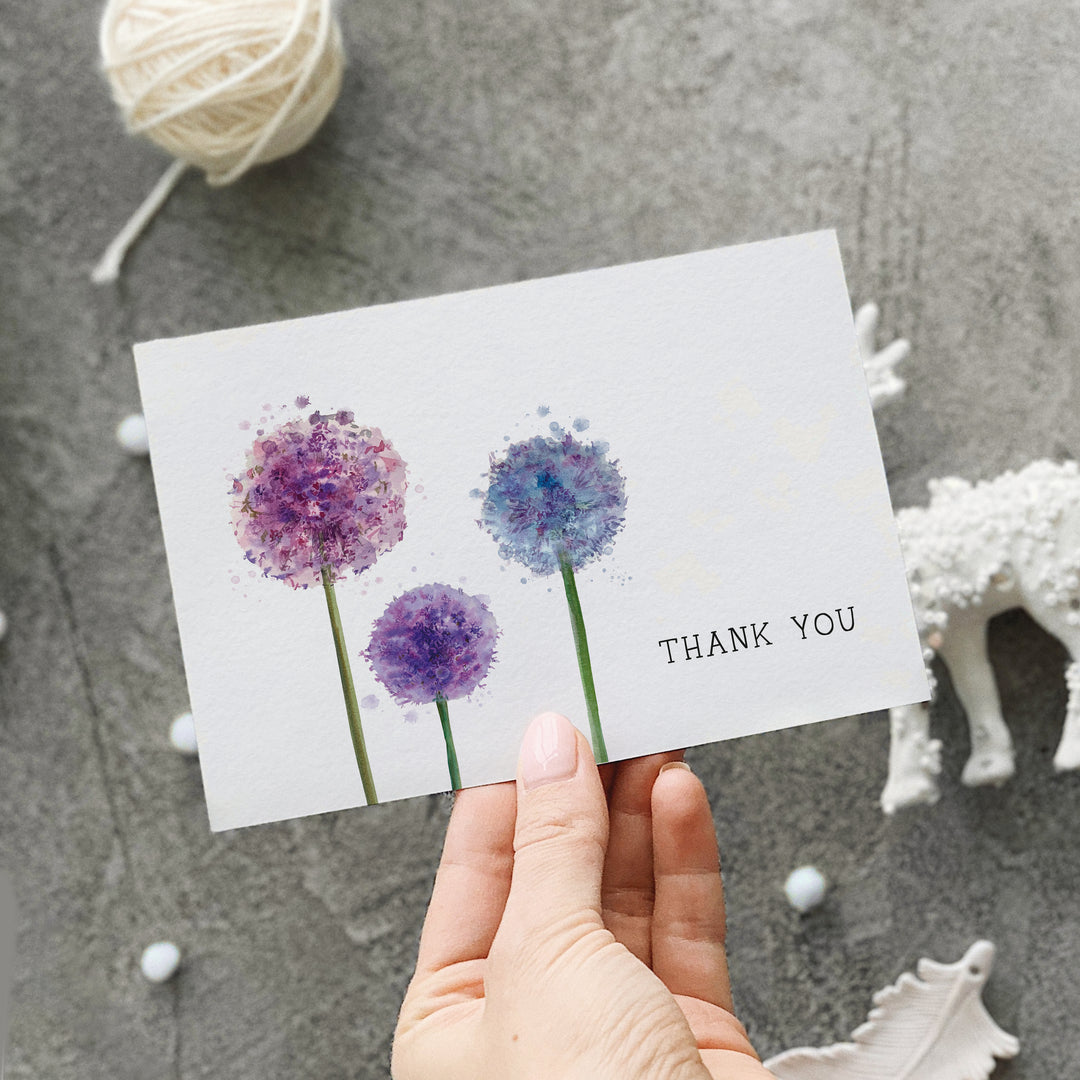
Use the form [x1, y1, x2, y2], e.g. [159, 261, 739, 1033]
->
[558, 550, 608, 763]
[435, 693, 462, 791]
[322, 566, 378, 804]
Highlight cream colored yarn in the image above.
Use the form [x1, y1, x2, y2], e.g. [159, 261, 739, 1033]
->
[92, 0, 344, 283]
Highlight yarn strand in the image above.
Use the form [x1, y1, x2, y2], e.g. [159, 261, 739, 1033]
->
[91, 158, 187, 284]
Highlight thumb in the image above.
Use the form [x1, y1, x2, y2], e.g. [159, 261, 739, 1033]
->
[499, 712, 609, 946]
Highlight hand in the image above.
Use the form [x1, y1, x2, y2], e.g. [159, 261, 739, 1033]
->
[392, 712, 773, 1079]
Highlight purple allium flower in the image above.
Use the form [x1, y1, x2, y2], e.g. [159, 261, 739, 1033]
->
[365, 584, 498, 705]
[479, 431, 627, 575]
[230, 410, 407, 589]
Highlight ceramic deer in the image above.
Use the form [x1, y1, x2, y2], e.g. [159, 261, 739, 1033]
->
[881, 459, 1080, 812]
[855, 305, 1080, 811]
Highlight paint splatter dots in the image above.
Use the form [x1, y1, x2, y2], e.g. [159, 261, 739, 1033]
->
[361, 694, 379, 710]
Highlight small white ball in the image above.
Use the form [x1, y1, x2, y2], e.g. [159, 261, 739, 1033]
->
[140, 941, 181, 983]
[116, 413, 150, 455]
[784, 866, 827, 913]
[168, 711, 198, 756]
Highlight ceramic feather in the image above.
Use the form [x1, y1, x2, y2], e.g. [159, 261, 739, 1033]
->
[764, 941, 1018, 1080]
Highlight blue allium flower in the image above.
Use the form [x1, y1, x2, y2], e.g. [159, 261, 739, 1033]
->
[479, 431, 627, 575]
[365, 584, 498, 705]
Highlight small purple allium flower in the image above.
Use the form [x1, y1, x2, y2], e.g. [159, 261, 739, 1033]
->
[230, 411, 407, 589]
[365, 584, 498, 705]
[479, 431, 627, 575]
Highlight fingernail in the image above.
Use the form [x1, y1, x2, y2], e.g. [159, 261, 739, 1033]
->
[521, 712, 578, 790]
[660, 761, 692, 774]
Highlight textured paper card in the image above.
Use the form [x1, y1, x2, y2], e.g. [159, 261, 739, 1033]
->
[136, 231, 928, 831]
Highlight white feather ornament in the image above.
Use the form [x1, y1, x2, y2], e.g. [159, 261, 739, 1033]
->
[764, 941, 1018, 1080]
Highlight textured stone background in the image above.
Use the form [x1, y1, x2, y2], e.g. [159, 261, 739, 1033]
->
[2, 1, 1079, 1076]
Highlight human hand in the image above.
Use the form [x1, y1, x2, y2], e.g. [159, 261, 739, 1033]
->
[392, 711, 774, 1080]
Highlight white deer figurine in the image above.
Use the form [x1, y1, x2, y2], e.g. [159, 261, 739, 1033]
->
[881, 459, 1080, 812]
[855, 304, 1080, 812]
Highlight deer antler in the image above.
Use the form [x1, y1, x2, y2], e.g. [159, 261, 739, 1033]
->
[857, 302, 911, 408]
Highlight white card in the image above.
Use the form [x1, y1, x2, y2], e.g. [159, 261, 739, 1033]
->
[135, 230, 928, 831]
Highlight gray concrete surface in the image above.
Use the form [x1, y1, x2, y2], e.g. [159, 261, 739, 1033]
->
[2, 0, 1079, 1076]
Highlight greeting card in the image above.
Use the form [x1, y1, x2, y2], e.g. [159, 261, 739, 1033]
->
[135, 231, 928, 830]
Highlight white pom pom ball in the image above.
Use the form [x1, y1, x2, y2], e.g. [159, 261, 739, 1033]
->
[116, 413, 150, 455]
[140, 941, 182, 983]
[169, 711, 199, 756]
[100, 0, 345, 186]
[784, 866, 827, 913]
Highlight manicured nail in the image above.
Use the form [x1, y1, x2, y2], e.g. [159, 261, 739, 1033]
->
[660, 761, 692, 774]
[521, 712, 578, 790]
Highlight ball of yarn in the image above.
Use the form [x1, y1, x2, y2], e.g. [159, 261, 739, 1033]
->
[99, 0, 345, 186]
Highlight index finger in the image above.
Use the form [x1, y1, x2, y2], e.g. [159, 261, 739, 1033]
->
[650, 763, 733, 1012]
[414, 782, 516, 975]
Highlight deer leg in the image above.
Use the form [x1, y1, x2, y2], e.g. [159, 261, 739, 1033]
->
[881, 702, 941, 814]
[938, 621, 1015, 787]
[1016, 608, 1080, 773]
[1053, 659, 1080, 772]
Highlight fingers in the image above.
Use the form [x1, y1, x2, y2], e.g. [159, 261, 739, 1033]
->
[698, 1046, 778, 1080]
[413, 781, 516, 975]
[601, 750, 685, 964]
[498, 712, 610, 946]
[598, 762, 617, 800]
[651, 763, 734, 1013]
[677, 997, 761, 1058]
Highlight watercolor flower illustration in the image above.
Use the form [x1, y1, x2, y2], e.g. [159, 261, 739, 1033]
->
[230, 404, 407, 804]
[364, 584, 498, 790]
[478, 428, 626, 762]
